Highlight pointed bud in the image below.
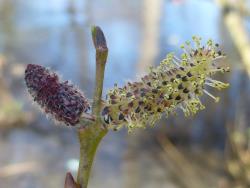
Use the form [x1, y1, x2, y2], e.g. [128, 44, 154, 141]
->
[91, 26, 108, 51]
[64, 172, 81, 188]
[91, 26, 108, 66]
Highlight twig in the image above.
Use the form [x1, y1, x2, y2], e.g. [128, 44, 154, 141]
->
[76, 26, 108, 188]
[157, 134, 206, 188]
[91, 26, 108, 116]
[218, 0, 250, 76]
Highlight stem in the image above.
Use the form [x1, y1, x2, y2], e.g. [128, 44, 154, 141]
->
[91, 25, 108, 115]
[77, 127, 107, 188]
[76, 26, 108, 188]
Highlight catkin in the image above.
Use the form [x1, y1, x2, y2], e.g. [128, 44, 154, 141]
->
[25, 64, 90, 126]
[101, 37, 230, 132]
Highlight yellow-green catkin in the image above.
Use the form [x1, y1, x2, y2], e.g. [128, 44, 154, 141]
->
[101, 36, 230, 132]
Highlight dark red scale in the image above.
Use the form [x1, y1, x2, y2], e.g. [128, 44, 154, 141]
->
[24, 64, 90, 126]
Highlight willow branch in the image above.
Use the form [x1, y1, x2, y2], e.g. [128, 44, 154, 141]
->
[76, 26, 108, 188]
[91, 25, 108, 116]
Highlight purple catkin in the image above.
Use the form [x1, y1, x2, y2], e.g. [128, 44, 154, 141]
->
[24, 64, 90, 126]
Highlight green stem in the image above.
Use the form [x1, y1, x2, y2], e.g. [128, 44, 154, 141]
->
[76, 26, 108, 188]
[91, 25, 108, 116]
[77, 127, 107, 188]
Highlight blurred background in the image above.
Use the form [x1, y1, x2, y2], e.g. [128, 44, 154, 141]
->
[0, 0, 250, 187]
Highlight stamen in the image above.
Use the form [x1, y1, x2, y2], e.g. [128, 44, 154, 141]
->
[211, 55, 226, 61]
[172, 59, 181, 67]
[203, 89, 220, 102]
[205, 78, 229, 90]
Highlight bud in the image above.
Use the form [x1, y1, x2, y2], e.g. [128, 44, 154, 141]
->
[64, 172, 81, 188]
[24, 64, 90, 126]
[91, 26, 108, 51]
[101, 37, 230, 132]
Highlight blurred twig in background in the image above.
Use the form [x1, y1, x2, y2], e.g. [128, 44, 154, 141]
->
[0, 55, 30, 129]
[157, 134, 204, 188]
[217, 1, 250, 187]
[218, 0, 250, 76]
[156, 133, 226, 188]
[225, 127, 250, 187]
[0, 161, 39, 178]
[217, 0, 250, 17]
[137, 0, 163, 76]
[225, 102, 250, 187]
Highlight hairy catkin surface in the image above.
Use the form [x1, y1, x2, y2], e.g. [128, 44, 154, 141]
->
[25, 64, 90, 126]
[101, 37, 230, 132]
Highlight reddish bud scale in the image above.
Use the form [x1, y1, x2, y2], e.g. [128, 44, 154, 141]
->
[25, 64, 90, 126]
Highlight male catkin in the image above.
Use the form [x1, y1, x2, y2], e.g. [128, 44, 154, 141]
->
[101, 37, 230, 132]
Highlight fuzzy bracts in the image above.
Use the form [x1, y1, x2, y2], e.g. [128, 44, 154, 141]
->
[101, 37, 230, 132]
[25, 64, 90, 126]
